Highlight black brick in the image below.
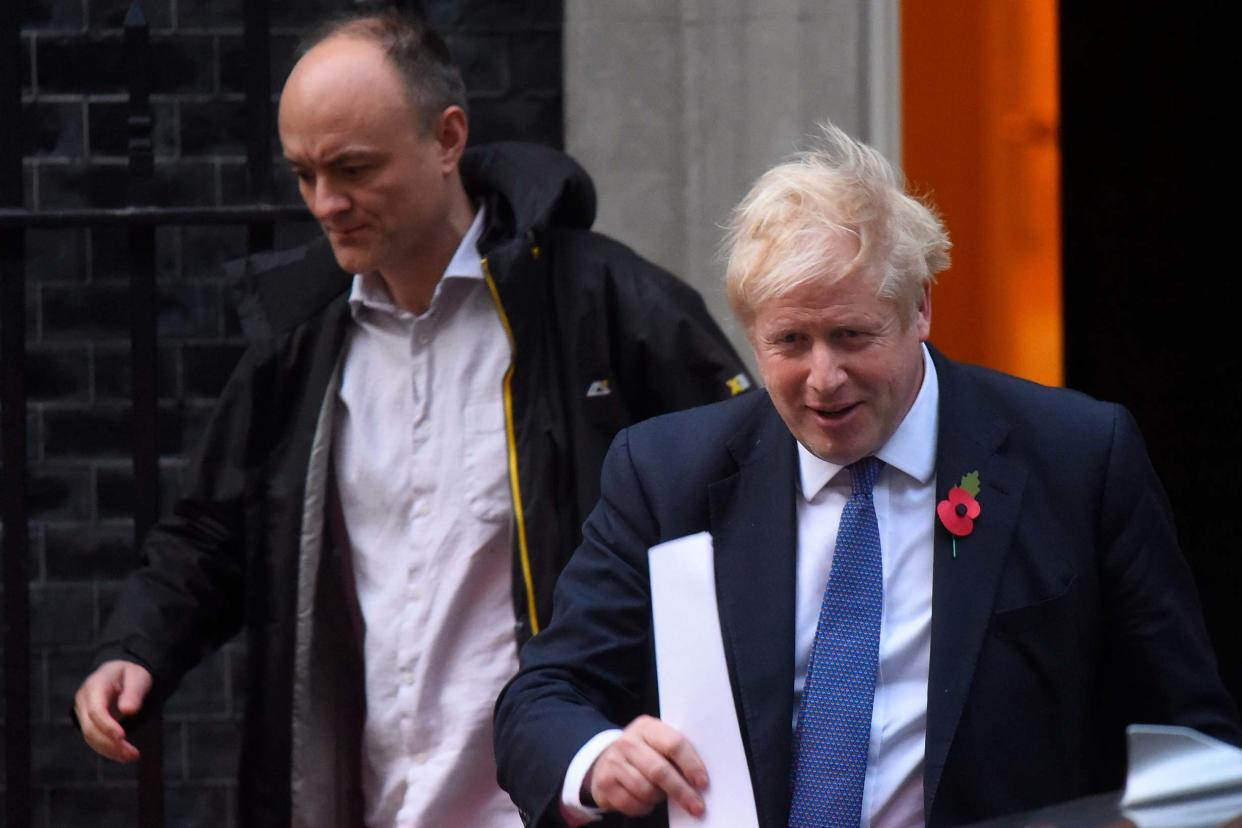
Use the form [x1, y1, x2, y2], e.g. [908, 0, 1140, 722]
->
[21, 35, 33, 95]
[448, 35, 509, 98]
[272, 219, 321, 250]
[509, 32, 561, 93]
[271, 0, 353, 29]
[165, 651, 229, 719]
[33, 722, 98, 782]
[220, 34, 301, 96]
[180, 225, 248, 280]
[87, 98, 178, 158]
[30, 583, 96, 647]
[180, 98, 249, 156]
[45, 650, 98, 724]
[98, 719, 184, 781]
[167, 783, 232, 828]
[87, 0, 173, 30]
[270, 33, 302, 89]
[185, 719, 243, 779]
[25, 159, 36, 207]
[37, 33, 213, 95]
[41, 403, 202, 460]
[39, 280, 131, 340]
[22, 0, 86, 31]
[96, 462, 185, 520]
[27, 345, 90, 401]
[467, 94, 561, 148]
[47, 784, 138, 826]
[22, 100, 85, 157]
[45, 520, 136, 580]
[159, 281, 225, 338]
[94, 343, 180, 401]
[179, 0, 243, 28]
[36, 161, 126, 209]
[90, 225, 179, 283]
[182, 342, 245, 398]
[220, 158, 304, 207]
[29, 464, 93, 519]
[424, 0, 561, 30]
[25, 227, 88, 283]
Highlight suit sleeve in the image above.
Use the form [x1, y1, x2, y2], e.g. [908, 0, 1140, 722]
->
[92, 344, 267, 707]
[495, 429, 660, 826]
[1098, 405, 1241, 744]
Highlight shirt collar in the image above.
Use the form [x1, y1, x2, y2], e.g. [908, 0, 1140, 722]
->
[797, 344, 940, 499]
[347, 206, 487, 317]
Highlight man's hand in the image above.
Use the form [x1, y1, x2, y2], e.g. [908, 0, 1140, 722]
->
[73, 660, 153, 763]
[585, 715, 708, 818]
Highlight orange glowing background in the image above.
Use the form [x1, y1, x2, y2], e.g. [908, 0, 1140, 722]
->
[902, 1, 1062, 386]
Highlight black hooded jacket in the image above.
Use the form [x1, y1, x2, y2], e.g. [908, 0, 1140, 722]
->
[93, 142, 751, 824]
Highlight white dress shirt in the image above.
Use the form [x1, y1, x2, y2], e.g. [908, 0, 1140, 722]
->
[793, 345, 938, 827]
[334, 208, 522, 827]
[562, 346, 939, 828]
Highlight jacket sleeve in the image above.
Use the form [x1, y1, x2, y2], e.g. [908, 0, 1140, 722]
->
[605, 252, 753, 423]
[495, 429, 660, 826]
[93, 343, 269, 706]
[1098, 405, 1242, 745]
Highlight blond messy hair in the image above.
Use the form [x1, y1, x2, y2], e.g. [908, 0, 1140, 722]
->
[724, 122, 951, 327]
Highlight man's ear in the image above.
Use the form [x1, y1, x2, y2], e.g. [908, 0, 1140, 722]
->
[915, 281, 932, 341]
[433, 105, 469, 173]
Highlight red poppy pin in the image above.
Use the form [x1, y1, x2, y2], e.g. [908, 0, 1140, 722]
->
[937, 471, 981, 558]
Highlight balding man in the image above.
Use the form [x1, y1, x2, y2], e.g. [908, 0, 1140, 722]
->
[73, 11, 750, 826]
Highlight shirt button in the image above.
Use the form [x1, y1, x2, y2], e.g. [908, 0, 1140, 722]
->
[414, 752, 428, 765]
[415, 502, 430, 517]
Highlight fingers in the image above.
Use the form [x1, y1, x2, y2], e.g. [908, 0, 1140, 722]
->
[587, 716, 708, 818]
[115, 664, 152, 717]
[73, 660, 152, 763]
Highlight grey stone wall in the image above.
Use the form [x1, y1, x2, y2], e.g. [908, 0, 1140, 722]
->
[564, 0, 901, 366]
[5, 1, 562, 824]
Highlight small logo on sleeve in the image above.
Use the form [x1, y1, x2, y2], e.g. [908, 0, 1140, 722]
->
[726, 373, 752, 395]
[586, 379, 612, 398]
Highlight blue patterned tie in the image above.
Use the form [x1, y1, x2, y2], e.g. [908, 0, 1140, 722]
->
[789, 456, 883, 828]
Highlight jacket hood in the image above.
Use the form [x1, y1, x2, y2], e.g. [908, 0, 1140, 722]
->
[460, 142, 597, 251]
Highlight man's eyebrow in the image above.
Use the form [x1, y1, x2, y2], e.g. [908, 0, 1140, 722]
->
[282, 148, 383, 168]
[324, 148, 384, 165]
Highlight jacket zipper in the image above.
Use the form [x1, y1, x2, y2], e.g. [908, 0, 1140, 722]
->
[481, 256, 540, 635]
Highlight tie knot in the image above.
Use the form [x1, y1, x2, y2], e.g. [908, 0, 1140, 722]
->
[848, 457, 881, 496]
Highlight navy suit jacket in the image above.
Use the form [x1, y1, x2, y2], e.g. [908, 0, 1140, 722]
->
[494, 348, 1240, 827]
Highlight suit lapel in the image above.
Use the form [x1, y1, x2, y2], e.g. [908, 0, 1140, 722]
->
[709, 400, 799, 828]
[923, 350, 1027, 817]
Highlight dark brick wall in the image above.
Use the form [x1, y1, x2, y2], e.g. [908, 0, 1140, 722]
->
[5, 1, 562, 824]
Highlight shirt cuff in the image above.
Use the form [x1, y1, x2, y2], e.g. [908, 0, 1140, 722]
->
[559, 729, 624, 825]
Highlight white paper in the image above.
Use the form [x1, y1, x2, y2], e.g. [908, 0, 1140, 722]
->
[649, 532, 760, 828]
[1122, 724, 1242, 809]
